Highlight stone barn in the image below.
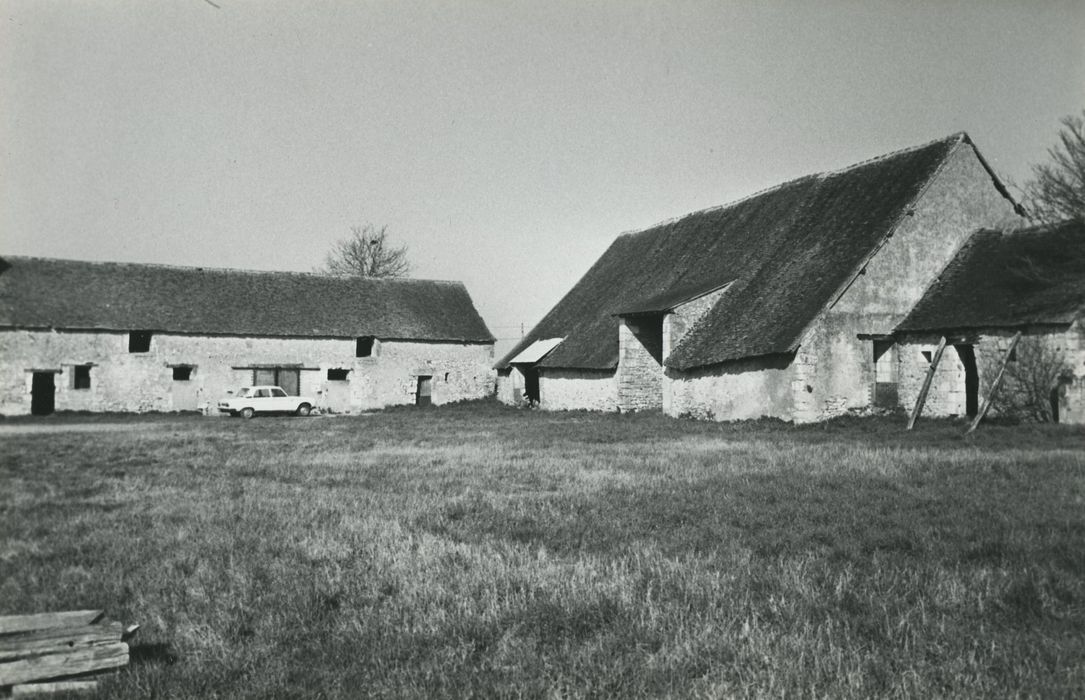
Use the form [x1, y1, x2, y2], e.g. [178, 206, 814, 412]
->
[0, 257, 496, 415]
[496, 133, 1024, 422]
[895, 219, 1085, 424]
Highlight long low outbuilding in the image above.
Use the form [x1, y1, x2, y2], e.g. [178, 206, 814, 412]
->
[0, 256, 496, 415]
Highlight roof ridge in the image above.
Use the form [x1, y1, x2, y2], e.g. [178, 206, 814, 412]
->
[612, 133, 967, 243]
[818, 132, 966, 179]
[0, 254, 463, 285]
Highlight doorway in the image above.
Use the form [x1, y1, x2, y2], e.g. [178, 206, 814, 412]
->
[416, 376, 433, 406]
[31, 372, 55, 415]
[955, 344, 979, 417]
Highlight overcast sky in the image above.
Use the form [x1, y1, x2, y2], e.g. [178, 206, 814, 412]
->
[2, 1, 1083, 350]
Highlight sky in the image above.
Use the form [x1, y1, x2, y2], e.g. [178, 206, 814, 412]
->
[2, 1, 1083, 353]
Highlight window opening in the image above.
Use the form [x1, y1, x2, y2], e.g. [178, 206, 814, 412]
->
[73, 365, 91, 390]
[356, 336, 375, 357]
[129, 331, 153, 353]
[172, 366, 193, 381]
[327, 368, 349, 381]
[921, 350, 933, 364]
[251, 368, 301, 395]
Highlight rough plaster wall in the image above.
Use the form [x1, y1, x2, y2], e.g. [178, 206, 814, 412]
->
[0, 329, 495, 415]
[496, 368, 516, 405]
[898, 324, 1085, 423]
[662, 287, 731, 414]
[792, 143, 1024, 422]
[666, 356, 795, 421]
[538, 369, 618, 412]
[617, 319, 662, 411]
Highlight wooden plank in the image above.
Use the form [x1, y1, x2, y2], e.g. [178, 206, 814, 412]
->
[966, 331, 1022, 434]
[12, 680, 98, 695]
[907, 336, 948, 430]
[0, 623, 123, 661]
[0, 612, 104, 636]
[0, 642, 127, 686]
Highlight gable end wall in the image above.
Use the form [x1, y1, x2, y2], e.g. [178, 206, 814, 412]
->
[791, 144, 1023, 422]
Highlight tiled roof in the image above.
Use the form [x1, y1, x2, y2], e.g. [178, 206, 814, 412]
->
[0, 257, 494, 342]
[897, 219, 1085, 332]
[499, 133, 1007, 371]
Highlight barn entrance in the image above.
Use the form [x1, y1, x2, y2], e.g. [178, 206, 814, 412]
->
[518, 366, 540, 405]
[872, 339, 898, 409]
[416, 376, 433, 406]
[31, 372, 56, 415]
[955, 344, 979, 417]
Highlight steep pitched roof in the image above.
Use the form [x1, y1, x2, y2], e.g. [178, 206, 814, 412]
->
[499, 133, 1010, 371]
[897, 219, 1085, 332]
[0, 256, 494, 342]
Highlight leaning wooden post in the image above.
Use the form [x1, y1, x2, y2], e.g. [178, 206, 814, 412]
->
[966, 331, 1022, 434]
[907, 336, 948, 430]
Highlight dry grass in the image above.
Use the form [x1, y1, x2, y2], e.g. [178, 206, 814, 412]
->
[1, 403, 1083, 698]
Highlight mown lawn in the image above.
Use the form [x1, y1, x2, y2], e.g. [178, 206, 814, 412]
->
[1, 403, 1083, 698]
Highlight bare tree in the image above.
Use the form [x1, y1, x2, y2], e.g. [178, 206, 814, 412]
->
[981, 337, 1072, 423]
[321, 224, 411, 278]
[1023, 110, 1085, 223]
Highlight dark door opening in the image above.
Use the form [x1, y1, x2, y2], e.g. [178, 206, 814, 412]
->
[31, 372, 55, 415]
[523, 366, 540, 405]
[956, 344, 979, 417]
[416, 376, 433, 406]
[872, 339, 898, 409]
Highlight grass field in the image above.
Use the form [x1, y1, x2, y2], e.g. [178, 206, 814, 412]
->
[2, 403, 1084, 698]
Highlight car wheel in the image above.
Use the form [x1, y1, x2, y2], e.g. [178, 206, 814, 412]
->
[296, 403, 312, 417]
[240, 407, 255, 419]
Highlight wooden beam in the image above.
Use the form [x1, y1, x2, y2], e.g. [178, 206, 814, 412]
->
[907, 336, 948, 430]
[0, 642, 127, 686]
[12, 681, 98, 696]
[0, 611, 103, 635]
[0, 622, 123, 661]
[966, 331, 1022, 434]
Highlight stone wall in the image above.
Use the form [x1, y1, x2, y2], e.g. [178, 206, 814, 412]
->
[666, 354, 795, 421]
[617, 318, 662, 411]
[0, 329, 495, 415]
[899, 323, 1085, 424]
[538, 369, 618, 412]
[790, 141, 1023, 422]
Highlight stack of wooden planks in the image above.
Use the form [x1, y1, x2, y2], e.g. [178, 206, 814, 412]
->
[0, 610, 138, 695]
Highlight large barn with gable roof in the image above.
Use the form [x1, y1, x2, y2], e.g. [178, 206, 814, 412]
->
[0, 258, 496, 415]
[497, 133, 1029, 422]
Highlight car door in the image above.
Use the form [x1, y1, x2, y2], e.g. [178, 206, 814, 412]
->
[253, 387, 272, 412]
[270, 387, 291, 412]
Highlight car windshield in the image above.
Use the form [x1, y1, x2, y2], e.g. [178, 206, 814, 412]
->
[236, 387, 254, 398]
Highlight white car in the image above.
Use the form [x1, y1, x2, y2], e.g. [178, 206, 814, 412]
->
[218, 385, 315, 418]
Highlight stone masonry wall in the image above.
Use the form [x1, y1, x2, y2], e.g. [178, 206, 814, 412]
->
[791, 141, 1023, 423]
[899, 323, 1085, 424]
[617, 318, 662, 411]
[538, 369, 618, 412]
[0, 329, 495, 415]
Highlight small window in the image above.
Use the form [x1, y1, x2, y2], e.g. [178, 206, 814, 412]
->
[172, 366, 193, 381]
[327, 368, 349, 381]
[129, 331, 153, 353]
[72, 365, 91, 390]
[921, 350, 933, 364]
[255, 388, 271, 398]
[356, 337, 375, 357]
[271, 388, 287, 397]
